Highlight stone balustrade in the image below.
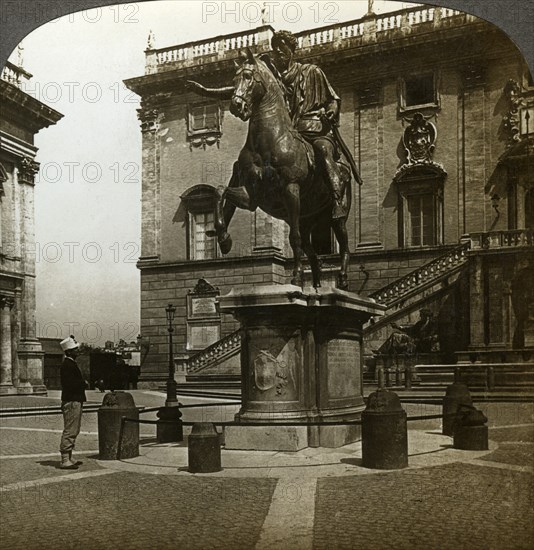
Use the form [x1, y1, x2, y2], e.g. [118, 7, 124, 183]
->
[371, 242, 470, 307]
[147, 26, 274, 74]
[469, 229, 534, 250]
[147, 6, 469, 74]
[187, 329, 240, 374]
[1, 61, 31, 89]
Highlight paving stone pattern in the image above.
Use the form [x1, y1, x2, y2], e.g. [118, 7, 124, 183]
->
[0, 455, 102, 487]
[479, 443, 534, 467]
[313, 462, 533, 550]
[488, 425, 534, 443]
[0, 429, 99, 456]
[1, 473, 277, 550]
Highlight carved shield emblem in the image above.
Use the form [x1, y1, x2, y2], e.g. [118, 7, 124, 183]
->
[253, 350, 279, 391]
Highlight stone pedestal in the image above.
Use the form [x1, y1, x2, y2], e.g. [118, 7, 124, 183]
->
[219, 285, 384, 450]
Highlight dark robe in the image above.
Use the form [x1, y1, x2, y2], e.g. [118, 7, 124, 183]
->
[281, 62, 340, 129]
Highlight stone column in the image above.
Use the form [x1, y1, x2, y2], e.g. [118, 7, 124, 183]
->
[17, 156, 45, 394]
[138, 106, 163, 260]
[0, 296, 16, 394]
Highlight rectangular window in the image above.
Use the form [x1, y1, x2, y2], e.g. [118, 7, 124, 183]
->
[189, 103, 220, 134]
[399, 72, 439, 112]
[190, 211, 217, 260]
[406, 194, 436, 246]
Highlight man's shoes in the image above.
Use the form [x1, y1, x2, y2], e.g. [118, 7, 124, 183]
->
[69, 452, 83, 466]
[59, 459, 79, 470]
[60, 453, 79, 469]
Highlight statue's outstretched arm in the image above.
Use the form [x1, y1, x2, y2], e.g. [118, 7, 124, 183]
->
[186, 80, 234, 99]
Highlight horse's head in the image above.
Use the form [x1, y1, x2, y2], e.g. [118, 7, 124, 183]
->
[230, 48, 268, 121]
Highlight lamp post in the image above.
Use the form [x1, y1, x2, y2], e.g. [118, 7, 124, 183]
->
[156, 303, 183, 443]
[165, 303, 177, 404]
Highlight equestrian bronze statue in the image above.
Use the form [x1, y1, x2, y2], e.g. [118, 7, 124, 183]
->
[186, 30, 362, 290]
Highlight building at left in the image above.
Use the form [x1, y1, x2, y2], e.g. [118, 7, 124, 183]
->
[0, 52, 63, 395]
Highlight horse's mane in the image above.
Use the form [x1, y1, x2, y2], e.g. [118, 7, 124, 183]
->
[250, 54, 290, 112]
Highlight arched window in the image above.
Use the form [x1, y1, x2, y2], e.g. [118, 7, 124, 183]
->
[181, 185, 219, 260]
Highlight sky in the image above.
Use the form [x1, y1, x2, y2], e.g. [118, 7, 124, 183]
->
[9, 0, 415, 345]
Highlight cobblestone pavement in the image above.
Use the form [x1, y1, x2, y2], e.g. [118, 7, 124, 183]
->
[1, 473, 277, 550]
[0, 395, 532, 550]
[313, 462, 533, 550]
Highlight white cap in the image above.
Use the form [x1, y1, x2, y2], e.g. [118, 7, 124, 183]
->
[60, 335, 79, 352]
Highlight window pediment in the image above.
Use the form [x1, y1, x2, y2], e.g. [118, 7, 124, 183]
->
[393, 162, 447, 186]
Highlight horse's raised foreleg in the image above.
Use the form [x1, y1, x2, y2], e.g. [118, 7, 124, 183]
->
[213, 186, 233, 254]
[212, 162, 256, 255]
[332, 218, 350, 291]
[283, 182, 304, 287]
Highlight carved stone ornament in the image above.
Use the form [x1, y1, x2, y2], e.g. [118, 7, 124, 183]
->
[189, 278, 218, 295]
[502, 79, 524, 147]
[18, 156, 39, 185]
[253, 350, 290, 395]
[0, 296, 15, 310]
[189, 134, 221, 150]
[402, 112, 436, 165]
[137, 107, 164, 133]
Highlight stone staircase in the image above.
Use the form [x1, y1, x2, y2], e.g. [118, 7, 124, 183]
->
[167, 242, 532, 398]
[365, 242, 469, 349]
[158, 330, 241, 395]
[415, 363, 534, 390]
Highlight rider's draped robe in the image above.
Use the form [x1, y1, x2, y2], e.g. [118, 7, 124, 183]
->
[280, 62, 341, 134]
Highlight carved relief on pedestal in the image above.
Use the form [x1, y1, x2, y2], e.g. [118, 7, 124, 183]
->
[253, 350, 294, 395]
[249, 335, 298, 400]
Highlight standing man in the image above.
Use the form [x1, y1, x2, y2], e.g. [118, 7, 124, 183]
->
[59, 335, 86, 469]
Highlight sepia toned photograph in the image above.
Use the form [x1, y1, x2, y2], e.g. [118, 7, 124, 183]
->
[0, 0, 533, 548]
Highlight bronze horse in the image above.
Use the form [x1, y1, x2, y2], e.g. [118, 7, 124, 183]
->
[196, 49, 352, 289]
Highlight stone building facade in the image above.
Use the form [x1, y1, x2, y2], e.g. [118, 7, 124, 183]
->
[0, 57, 63, 394]
[125, 5, 534, 386]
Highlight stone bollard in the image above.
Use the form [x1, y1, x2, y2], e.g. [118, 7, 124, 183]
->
[362, 389, 408, 470]
[453, 404, 488, 450]
[188, 423, 222, 473]
[98, 391, 139, 460]
[442, 380, 472, 436]
[157, 404, 183, 443]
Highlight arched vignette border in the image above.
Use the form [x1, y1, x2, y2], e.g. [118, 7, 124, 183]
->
[0, 0, 533, 77]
